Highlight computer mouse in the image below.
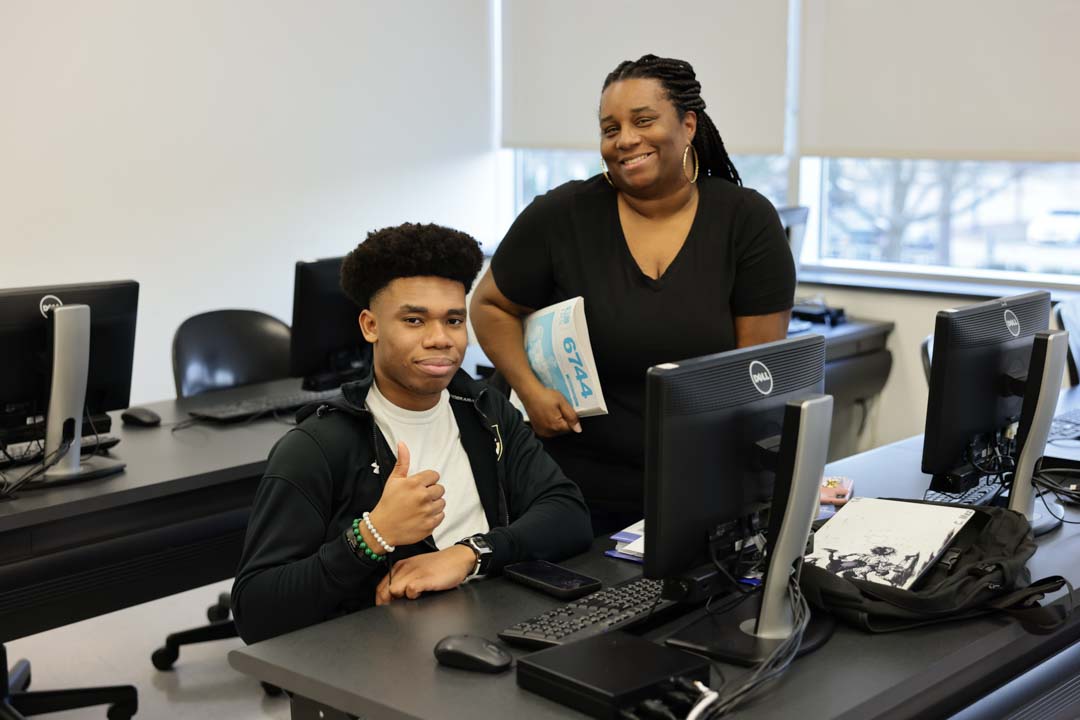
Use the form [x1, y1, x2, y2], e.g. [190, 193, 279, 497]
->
[121, 407, 161, 427]
[433, 634, 512, 673]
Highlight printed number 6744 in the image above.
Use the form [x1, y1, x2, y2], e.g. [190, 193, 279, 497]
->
[562, 338, 593, 399]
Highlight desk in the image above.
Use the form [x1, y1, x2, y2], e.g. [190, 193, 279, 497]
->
[0, 378, 305, 642]
[228, 417, 1080, 720]
[471, 318, 895, 462]
[0, 319, 894, 644]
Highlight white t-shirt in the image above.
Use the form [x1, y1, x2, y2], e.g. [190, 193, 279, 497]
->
[365, 381, 490, 550]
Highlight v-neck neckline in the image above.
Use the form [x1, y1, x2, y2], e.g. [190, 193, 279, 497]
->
[612, 183, 704, 290]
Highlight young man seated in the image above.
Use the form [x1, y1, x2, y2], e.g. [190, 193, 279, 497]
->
[232, 223, 593, 643]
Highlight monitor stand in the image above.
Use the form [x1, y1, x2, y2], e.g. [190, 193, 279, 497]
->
[666, 394, 836, 666]
[41, 305, 125, 484]
[1008, 330, 1069, 536]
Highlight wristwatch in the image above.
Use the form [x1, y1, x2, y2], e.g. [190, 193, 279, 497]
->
[456, 534, 494, 579]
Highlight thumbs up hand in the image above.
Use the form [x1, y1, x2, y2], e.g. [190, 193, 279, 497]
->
[365, 442, 445, 550]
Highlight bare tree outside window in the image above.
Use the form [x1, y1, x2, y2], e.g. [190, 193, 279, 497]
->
[821, 159, 1080, 278]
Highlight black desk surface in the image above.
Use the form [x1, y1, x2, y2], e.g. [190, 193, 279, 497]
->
[0, 378, 318, 532]
[227, 386, 1080, 720]
[0, 378, 307, 641]
[0, 322, 893, 645]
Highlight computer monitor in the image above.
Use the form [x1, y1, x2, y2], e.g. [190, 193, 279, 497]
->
[0, 280, 137, 487]
[922, 291, 1068, 534]
[777, 205, 809, 269]
[289, 257, 371, 391]
[643, 334, 834, 665]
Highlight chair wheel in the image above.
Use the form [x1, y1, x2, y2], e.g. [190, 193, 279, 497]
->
[261, 682, 283, 696]
[207, 603, 231, 622]
[151, 645, 179, 670]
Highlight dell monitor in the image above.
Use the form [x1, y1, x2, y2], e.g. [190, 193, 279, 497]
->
[643, 334, 834, 665]
[290, 257, 371, 391]
[0, 280, 138, 490]
[777, 205, 809, 272]
[922, 291, 1068, 534]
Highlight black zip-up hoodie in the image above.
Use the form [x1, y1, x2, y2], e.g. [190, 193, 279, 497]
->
[231, 370, 593, 644]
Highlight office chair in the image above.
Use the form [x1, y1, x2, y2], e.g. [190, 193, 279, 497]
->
[154, 310, 289, 696]
[171, 309, 292, 397]
[2, 644, 137, 719]
[1054, 300, 1080, 387]
[920, 334, 934, 384]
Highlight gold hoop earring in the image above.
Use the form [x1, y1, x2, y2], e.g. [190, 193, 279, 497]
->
[682, 144, 699, 184]
[600, 159, 615, 188]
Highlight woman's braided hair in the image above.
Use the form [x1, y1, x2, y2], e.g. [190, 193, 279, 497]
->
[603, 54, 741, 186]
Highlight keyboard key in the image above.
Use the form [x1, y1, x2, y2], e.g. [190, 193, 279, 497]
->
[498, 577, 678, 650]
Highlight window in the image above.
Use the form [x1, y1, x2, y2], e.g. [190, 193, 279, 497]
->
[800, 158, 1080, 282]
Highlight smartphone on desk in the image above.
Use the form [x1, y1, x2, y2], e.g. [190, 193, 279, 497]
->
[503, 560, 602, 600]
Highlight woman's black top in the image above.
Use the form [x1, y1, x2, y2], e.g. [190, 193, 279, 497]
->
[490, 174, 796, 515]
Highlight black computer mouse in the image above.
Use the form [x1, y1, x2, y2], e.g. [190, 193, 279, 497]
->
[121, 407, 161, 427]
[433, 634, 513, 673]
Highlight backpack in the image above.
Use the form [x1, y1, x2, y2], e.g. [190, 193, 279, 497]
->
[799, 502, 1070, 634]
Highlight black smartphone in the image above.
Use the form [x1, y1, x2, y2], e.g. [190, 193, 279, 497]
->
[503, 560, 602, 600]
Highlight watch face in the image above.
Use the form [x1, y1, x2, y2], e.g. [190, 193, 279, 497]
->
[471, 535, 492, 553]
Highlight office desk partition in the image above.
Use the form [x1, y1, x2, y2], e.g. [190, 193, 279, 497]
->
[228, 403, 1080, 720]
[0, 378, 311, 642]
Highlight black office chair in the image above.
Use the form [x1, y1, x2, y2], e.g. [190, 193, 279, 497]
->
[153, 309, 289, 696]
[171, 309, 292, 397]
[1054, 300, 1080, 387]
[1, 644, 137, 719]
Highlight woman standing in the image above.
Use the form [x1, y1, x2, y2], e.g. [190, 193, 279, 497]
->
[471, 55, 796, 534]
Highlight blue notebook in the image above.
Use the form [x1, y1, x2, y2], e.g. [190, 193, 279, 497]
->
[606, 520, 644, 564]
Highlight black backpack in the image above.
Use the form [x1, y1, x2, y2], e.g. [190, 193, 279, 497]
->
[799, 502, 1070, 634]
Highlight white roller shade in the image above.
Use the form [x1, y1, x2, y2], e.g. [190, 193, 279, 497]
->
[800, 0, 1080, 161]
[501, 0, 788, 155]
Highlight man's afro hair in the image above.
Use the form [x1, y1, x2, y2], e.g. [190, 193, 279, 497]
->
[340, 222, 484, 309]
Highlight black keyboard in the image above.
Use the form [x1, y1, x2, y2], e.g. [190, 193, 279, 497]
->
[924, 478, 1002, 506]
[1, 435, 120, 470]
[1049, 408, 1080, 441]
[187, 389, 342, 423]
[498, 577, 677, 649]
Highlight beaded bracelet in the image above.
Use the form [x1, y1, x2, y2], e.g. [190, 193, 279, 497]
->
[344, 527, 366, 558]
[362, 511, 396, 554]
[347, 521, 385, 562]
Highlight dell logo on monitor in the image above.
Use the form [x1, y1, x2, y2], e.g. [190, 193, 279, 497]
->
[749, 360, 774, 395]
[1004, 309, 1021, 337]
[39, 294, 63, 318]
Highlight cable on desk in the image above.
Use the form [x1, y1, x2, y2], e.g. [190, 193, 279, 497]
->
[170, 417, 205, 433]
[83, 407, 104, 462]
[0, 438, 73, 499]
[686, 680, 720, 720]
[1033, 475, 1080, 526]
[701, 574, 811, 719]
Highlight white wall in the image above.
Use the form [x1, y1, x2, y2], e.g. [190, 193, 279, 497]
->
[1, 1, 499, 403]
